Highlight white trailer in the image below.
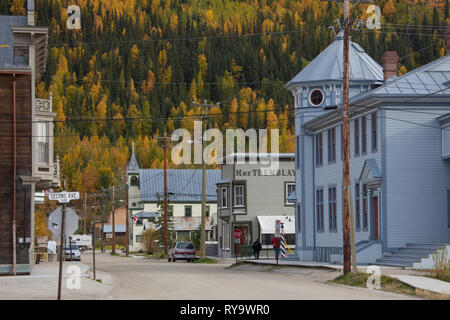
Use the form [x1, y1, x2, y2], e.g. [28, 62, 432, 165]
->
[72, 235, 92, 250]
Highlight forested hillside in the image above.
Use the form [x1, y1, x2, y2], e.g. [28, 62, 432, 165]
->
[2, 0, 449, 194]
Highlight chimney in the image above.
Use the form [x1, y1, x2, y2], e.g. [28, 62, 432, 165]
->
[446, 27, 450, 55]
[27, 0, 35, 26]
[381, 51, 399, 81]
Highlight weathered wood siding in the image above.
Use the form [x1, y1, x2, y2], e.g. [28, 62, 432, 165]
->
[0, 73, 32, 266]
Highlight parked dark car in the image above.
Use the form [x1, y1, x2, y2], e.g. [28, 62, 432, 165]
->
[168, 241, 196, 262]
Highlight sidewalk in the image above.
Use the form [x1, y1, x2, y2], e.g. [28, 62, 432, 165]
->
[0, 260, 113, 300]
[241, 258, 450, 296]
[390, 275, 450, 295]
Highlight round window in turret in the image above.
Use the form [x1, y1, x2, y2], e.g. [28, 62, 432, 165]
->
[309, 89, 324, 107]
[130, 175, 138, 186]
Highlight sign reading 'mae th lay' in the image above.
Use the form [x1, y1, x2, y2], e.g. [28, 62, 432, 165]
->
[48, 191, 80, 203]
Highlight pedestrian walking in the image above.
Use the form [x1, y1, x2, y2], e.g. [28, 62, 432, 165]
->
[271, 236, 281, 260]
[252, 239, 262, 259]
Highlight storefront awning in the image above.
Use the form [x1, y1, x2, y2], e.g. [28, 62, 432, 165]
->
[257, 216, 295, 234]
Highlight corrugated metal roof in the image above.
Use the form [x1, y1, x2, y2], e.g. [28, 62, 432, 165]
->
[140, 169, 221, 203]
[366, 54, 450, 97]
[286, 31, 383, 88]
[0, 15, 27, 69]
[134, 211, 158, 218]
[103, 225, 126, 233]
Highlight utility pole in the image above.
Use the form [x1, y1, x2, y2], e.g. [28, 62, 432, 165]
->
[163, 132, 168, 255]
[341, 0, 352, 275]
[101, 189, 105, 253]
[192, 100, 219, 259]
[111, 186, 116, 254]
[83, 193, 87, 234]
[125, 166, 130, 257]
[57, 177, 66, 300]
[321, 0, 373, 274]
[92, 193, 96, 280]
[156, 133, 170, 255]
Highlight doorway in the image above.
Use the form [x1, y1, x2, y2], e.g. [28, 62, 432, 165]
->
[233, 225, 249, 255]
[372, 196, 379, 241]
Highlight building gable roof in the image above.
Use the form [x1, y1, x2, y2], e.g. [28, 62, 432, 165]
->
[140, 169, 221, 203]
[285, 32, 383, 89]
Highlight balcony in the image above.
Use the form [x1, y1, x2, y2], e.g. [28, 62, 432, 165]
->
[34, 98, 52, 112]
[33, 93, 59, 190]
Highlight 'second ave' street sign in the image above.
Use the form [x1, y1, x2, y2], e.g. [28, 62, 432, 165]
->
[48, 191, 80, 203]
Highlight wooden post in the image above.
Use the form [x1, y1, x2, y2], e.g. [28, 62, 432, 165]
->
[111, 186, 115, 254]
[57, 202, 66, 300]
[164, 132, 168, 255]
[125, 167, 130, 257]
[11, 74, 17, 276]
[348, 187, 358, 273]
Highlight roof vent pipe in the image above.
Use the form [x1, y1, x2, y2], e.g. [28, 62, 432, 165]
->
[381, 51, 399, 82]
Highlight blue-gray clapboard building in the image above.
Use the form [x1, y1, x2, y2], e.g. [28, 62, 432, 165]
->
[285, 31, 450, 266]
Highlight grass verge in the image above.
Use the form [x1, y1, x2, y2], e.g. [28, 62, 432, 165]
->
[144, 253, 168, 260]
[330, 272, 450, 299]
[193, 258, 218, 264]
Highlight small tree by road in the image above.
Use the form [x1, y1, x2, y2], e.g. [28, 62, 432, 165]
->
[141, 229, 159, 254]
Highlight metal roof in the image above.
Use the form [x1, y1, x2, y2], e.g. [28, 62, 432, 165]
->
[361, 54, 450, 98]
[140, 169, 221, 203]
[128, 152, 140, 174]
[134, 211, 158, 218]
[103, 225, 126, 233]
[285, 31, 383, 89]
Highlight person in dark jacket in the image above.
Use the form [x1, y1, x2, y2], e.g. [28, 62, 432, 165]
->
[252, 239, 262, 259]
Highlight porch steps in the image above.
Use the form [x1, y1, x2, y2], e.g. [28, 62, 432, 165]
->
[376, 243, 447, 268]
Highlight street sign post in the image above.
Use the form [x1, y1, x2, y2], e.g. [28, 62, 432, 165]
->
[48, 190, 79, 300]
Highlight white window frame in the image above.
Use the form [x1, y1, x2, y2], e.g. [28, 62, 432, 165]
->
[37, 122, 49, 163]
[233, 185, 245, 208]
[285, 182, 296, 205]
[221, 187, 228, 208]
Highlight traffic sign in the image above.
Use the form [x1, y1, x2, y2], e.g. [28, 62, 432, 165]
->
[48, 207, 79, 238]
[48, 191, 80, 203]
[233, 229, 241, 239]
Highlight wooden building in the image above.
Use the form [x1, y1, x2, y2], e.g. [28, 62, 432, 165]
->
[0, 1, 58, 275]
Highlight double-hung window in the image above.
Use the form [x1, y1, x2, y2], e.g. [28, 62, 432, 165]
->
[328, 187, 337, 231]
[184, 205, 192, 217]
[316, 189, 324, 231]
[361, 116, 367, 154]
[37, 122, 49, 163]
[233, 185, 244, 207]
[221, 187, 228, 208]
[316, 132, 323, 166]
[355, 183, 361, 230]
[354, 118, 360, 156]
[328, 128, 336, 163]
[372, 112, 377, 152]
[285, 183, 295, 205]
